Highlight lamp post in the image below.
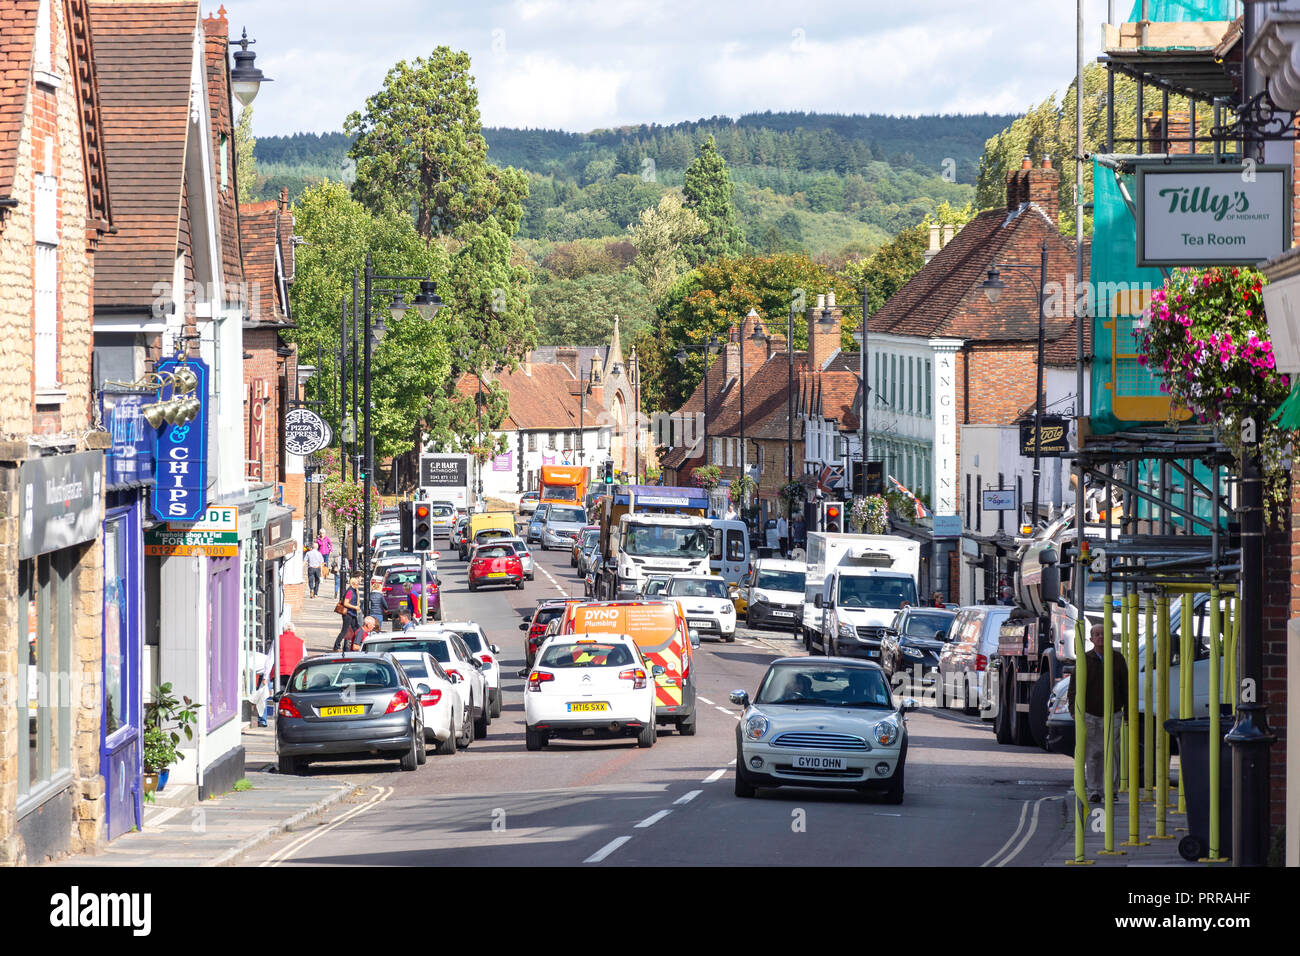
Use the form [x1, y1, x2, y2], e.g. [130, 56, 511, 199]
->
[630, 348, 641, 484]
[577, 364, 599, 468]
[354, 256, 444, 610]
[744, 312, 770, 521]
[675, 336, 720, 468]
[228, 28, 270, 115]
[981, 239, 1049, 534]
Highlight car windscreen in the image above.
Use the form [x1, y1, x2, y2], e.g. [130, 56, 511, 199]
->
[837, 575, 917, 610]
[581, 530, 600, 546]
[532, 607, 565, 629]
[548, 507, 586, 524]
[669, 578, 728, 599]
[386, 570, 434, 587]
[364, 639, 451, 663]
[755, 663, 892, 708]
[291, 660, 399, 692]
[430, 506, 452, 517]
[755, 569, 805, 592]
[396, 659, 429, 679]
[539, 643, 635, 668]
[901, 610, 957, 639]
[624, 525, 710, 557]
[453, 629, 484, 652]
[475, 545, 514, 559]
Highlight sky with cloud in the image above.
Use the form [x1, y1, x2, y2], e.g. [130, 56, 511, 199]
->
[215, 1, 1120, 136]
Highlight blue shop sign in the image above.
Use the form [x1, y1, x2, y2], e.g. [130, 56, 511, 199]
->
[150, 357, 210, 522]
[100, 390, 156, 487]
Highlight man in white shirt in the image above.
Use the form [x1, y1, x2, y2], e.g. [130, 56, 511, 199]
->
[304, 544, 325, 598]
[776, 515, 789, 555]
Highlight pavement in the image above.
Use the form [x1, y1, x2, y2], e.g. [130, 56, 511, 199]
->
[50, 587, 363, 868]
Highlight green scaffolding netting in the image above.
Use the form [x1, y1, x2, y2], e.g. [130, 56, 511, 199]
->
[1127, 0, 1240, 22]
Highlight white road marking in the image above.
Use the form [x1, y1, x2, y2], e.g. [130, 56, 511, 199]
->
[260, 786, 393, 867]
[714, 705, 731, 714]
[697, 696, 714, 705]
[584, 835, 632, 863]
[703, 769, 726, 783]
[981, 800, 1030, 868]
[635, 809, 672, 828]
[537, 564, 569, 597]
[997, 796, 1060, 867]
[674, 790, 702, 805]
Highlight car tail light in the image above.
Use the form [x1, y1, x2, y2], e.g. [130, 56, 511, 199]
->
[478, 654, 493, 664]
[385, 689, 411, 714]
[619, 668, 647, 689]
[420, 689, 442, 707]
[277, 696, 301, 718]
[384, 586, 394, 593]
[528, 670, 554, 692]
[975, 654, 988, 672]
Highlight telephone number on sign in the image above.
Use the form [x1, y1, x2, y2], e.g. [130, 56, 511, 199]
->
[145, 544, 239, 557]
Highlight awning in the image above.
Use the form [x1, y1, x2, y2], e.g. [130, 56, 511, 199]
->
[262, 504, 297, 561]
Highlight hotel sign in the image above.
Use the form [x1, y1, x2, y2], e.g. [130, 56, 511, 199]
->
[1136, 163, 1291, 268]
[150, 357, 209, 522]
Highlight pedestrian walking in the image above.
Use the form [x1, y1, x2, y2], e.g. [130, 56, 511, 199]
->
[335, 575, 361, 651]
[777, 514, 789, 556]
[304, 543, 325, 598]
[354, 615, 379, 650]
[396, 608, 416, 632]
[317, 532, 332, 559]
[793, 512, 806, 549]
[1068, 623, 1126, 803]
[277, 621, 306, 693]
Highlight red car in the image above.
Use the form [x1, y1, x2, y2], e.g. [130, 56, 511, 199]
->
[468, 542, 525, 591]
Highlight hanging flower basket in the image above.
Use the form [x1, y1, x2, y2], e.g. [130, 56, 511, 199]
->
[1136, 265, 1294, 513]
[692, 464, 722, 491]
[850, 495, 888, 534]
[321, 475, 384, 525]
[728, 473, 757, 507]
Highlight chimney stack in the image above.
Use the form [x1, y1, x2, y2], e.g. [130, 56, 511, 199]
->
[1143, 110, 1192, 155]
[1006, 155, 1059, 224]
[555, 347, 578, 377]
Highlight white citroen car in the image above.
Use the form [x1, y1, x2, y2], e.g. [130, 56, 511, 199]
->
[665, 574, 736, 641]
[730, 658, 915, 802]
[523, 634, 659, 751]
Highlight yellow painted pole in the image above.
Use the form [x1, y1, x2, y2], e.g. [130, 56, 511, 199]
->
[1227, 596, 1238, 716]
[1118, 591, 1128, 793]
[1205, 586, 1226, 862]
[1177, 592, 1192, 818]
[1123, 590, 1146, 847]
[1149, 591, 1174, 840]
[1067, 615, 1093, 864]
[1099, 589, 1123, 855]
[1143, 593, 1154, 802]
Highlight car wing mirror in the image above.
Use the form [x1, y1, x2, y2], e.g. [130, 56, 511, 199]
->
[415, 683, 431, 697]
[688, 629, 701, 648]
[728, 689, 750, 707]
[652, 665, 665, 677]
[901, 697, 918, 714]
[814, 594, 823, 608]
[519, 622, 529, 630]
[490, 644, 500, 654]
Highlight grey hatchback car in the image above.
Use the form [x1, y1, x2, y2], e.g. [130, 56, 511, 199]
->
[275, 654, 426, 774]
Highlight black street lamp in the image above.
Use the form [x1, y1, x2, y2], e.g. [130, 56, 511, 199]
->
[675, 336, 720, 467]
[577, 364, 599, 466]
[229, 28, 270, 111]
[981, 239, 1049, 535]
[354, 254, 443, 610]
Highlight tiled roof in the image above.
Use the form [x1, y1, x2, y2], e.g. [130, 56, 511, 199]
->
[457, 363, 603, 431]
[0, 0, 38, 204]
[710, 351, 810, 440]
[202, 9, 241, 290]
[89, 1, 198, 308]
[239, 197, 292, 322]
[868, 203, 1083, 350]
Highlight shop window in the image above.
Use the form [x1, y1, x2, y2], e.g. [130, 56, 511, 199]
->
[16, 550, 76, 806]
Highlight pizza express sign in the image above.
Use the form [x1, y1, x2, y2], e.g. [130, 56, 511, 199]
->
[1137, 163, 1292, 267]
[150, 357, 209, 522]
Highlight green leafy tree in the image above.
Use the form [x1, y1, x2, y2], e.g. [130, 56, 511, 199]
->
[345, 47, 528, 240]
[532, 271, 655, 345]
[651, 252, 838, 411]
[286, 180, 453, 462]
[235, 105, 258, 204]
[629, 191, 706, 301]
[682, 135, 745, 262]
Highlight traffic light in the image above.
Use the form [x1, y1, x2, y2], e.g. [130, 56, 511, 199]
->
[602, 459, 614, 484]
[413, 502, 433, 553]
[822, 500, 843, 533]
[399, 500, 414, 552]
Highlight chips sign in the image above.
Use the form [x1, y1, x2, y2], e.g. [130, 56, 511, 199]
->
[145, 505, 239, 557]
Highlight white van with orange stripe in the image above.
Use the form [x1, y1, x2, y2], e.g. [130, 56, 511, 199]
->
[561, 600, 701, 735]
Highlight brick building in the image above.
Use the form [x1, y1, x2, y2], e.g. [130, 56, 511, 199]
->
[0, 0, 113, 863]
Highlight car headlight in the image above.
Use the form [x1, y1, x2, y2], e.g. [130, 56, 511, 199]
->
[874, 718, 901, 747]
[721, 604, 734, 615]
[838, 622, 857, 640]
[1049, 690, 1069, 716]
[744, 714, 769, 740]
[901, 645, 924, 659]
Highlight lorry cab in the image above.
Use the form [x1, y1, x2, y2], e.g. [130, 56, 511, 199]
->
[815, 567, 918, 659]
[562, 600, 701, 734]
[709, 518, 750, 585]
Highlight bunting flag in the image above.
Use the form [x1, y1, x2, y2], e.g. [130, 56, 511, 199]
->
[887, 474, 928, 520]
